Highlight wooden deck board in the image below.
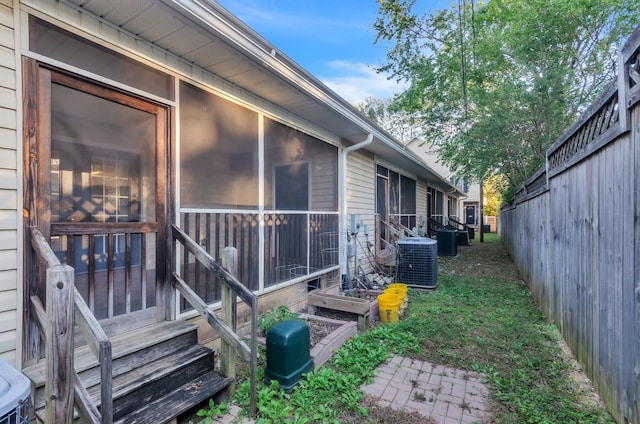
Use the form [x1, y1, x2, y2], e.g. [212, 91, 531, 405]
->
[115, 371, 233, 424]
[23, 320, 198, 388]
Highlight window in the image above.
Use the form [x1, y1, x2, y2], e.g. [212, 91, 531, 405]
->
[90, 157, 134, 223]
[274, 163, 309, 210]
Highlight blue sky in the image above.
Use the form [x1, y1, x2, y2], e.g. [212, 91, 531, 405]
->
[215, 0, 449, 104]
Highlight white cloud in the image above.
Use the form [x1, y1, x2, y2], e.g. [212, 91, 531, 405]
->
[320, 61, 407, 105]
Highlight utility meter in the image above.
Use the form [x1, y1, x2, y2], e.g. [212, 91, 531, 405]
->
[350, 214, 361, 235]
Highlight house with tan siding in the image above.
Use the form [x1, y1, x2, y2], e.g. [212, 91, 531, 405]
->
[406, 137, 482, 228]
[0, 0, 463, 420]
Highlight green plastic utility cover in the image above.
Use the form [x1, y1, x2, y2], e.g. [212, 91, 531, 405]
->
[265, 319, 314, 392]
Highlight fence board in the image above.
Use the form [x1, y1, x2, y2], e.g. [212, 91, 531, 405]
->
[501, 104, 637, 422]
[634, 103, 640, 423]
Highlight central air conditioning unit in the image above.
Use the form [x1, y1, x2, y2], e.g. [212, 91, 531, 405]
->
[396, 237, 438, 288]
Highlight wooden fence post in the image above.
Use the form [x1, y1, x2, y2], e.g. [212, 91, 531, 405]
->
[45, 264, 75, 424]
[221, 247, 238, 393]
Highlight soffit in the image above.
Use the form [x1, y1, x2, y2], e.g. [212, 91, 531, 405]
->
[57, 0, 461, 195]
[60, 0, 362, 138]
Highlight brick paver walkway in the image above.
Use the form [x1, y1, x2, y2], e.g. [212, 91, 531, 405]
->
[214, 355, 490, 423]
[362, 355, 490, 423]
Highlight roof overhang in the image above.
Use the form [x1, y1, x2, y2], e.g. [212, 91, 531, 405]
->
[57, 0, 463, 196]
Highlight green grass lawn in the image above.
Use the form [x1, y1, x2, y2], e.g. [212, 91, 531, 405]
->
[219, 234, 613, 423]
[398, 234, 612, 423]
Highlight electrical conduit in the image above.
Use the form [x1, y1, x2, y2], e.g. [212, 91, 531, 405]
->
[340, 134, 373, 277]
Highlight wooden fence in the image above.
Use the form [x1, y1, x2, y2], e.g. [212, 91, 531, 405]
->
[500, 25, 640, 423]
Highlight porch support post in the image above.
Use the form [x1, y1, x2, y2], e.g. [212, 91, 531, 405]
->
[374, 213, 381, 257]
[221, 247, 238, 393]
[45, 264, 75, 424]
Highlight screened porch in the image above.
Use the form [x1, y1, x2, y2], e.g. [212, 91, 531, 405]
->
[178, 82, 340, 310]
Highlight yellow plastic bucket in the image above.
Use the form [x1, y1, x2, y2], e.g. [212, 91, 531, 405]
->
[377, 293, 400, 324]
[389, 283, 407, 303]
[386, 283, 408, 304]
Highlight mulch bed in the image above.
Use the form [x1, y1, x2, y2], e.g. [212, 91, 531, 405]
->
[306, 315, 341, 348]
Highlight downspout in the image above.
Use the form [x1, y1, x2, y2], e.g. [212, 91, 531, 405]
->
[340, 134, 373, 277]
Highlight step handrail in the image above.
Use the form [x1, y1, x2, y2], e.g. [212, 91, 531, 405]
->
[427, 217, 448, 237]
[448, 216, 472, 232]
[171, 224, 258, 416]
[395, 222, 420, 238]
[379, 219, 400, 237]
[30, 227, 113, 424]
[381, 217, 424, 239]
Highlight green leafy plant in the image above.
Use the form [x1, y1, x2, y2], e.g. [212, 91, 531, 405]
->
[257, 305, 300, 335]
[196, 398, 228, 424]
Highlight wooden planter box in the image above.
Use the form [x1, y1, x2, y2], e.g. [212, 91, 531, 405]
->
[307, 290, 380, 332]
[253, 314, 358, 369]
[301, 314, 357, 368]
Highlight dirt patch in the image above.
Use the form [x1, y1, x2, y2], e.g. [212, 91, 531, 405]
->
[559, 338, 608, 411]
[307, 306, 361, 322]
[342, 288, 381, 301]
[338, 396, 438, 424]
[306, 317, 341, 348]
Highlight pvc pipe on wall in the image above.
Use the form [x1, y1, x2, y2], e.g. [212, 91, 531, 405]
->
[340, 134, 373, 276]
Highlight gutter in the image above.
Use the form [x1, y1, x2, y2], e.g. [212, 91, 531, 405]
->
[340, 134, 373, 276]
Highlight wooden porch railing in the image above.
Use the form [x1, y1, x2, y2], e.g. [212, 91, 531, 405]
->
[395, 221, 420, 238]
[171, 224, 258, 416]
[29, 227, 113, 424]
[379, 219, 400, 240]
[448, 216, 473, 232]
[427, 217, 450, 237]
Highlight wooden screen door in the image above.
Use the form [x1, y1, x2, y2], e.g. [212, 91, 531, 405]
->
[25, 63, 169, 343]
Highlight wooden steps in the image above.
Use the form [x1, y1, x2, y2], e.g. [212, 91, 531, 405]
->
[23, 320, 233, 423]
[116, 371, 233, 424]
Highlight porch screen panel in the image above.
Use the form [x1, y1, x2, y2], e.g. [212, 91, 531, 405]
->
[31, 18, 173, 100]
[51, 85, 157, 223]
[180, 81, 259, 209]
[448, 197, 458, 220]
[263, 119, 338, 211]
[400, 176, 417, 229]
[51, 233, 156, 320]
[263, 118, 338, 287]
[309, 214, 340, 271]
[435, 191, 444, 223]
[376, 175, 388, 242]
[264, 213, 308, 286]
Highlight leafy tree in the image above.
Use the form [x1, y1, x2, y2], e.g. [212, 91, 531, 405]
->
[355, 96, 423, 143]
[483, 175, 507, 216]
[373, 0, 640, 195]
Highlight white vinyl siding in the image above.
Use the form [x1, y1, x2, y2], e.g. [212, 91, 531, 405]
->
[0, 0, 18, 366]
[346, 150, 376, 274]
[417, 180, 427, 223]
